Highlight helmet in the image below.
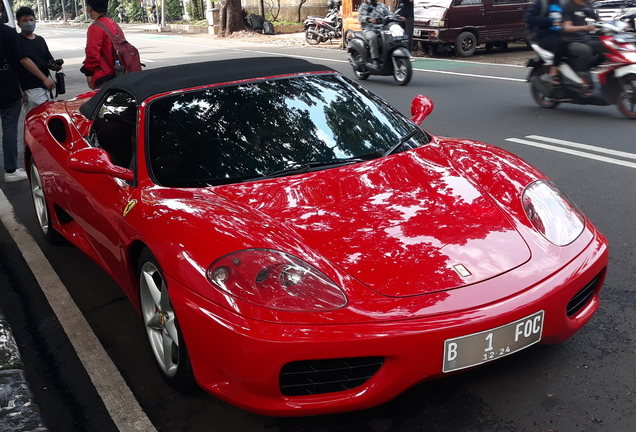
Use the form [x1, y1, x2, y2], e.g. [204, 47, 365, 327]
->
[327, 0, 335, 8]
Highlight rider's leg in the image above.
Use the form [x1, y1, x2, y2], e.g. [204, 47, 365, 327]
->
[363, 30, 380, 65]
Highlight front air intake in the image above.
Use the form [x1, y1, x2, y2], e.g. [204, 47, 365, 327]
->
[280, 356, 384, 396]
[566, 273, 602, 317]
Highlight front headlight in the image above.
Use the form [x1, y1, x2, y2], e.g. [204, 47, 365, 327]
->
[428, 20, 445, 27]
[389, 23, 405, 37]
[522, 181, 585, 246]
[207, 249, 347, 312]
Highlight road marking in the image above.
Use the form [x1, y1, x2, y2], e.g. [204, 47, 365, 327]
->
[0, 190, 157, 432]
[506, 135, 636, 169]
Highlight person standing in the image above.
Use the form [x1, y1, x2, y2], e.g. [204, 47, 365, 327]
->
[80, 0, 120, 89]
[16, 6, 62, 113]
[399, 0, 414, 50]
[1, 20, 54, 183]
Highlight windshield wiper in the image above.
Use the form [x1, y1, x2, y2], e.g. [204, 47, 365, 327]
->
[384, 129, 421, 157]
[263, 158, 365, 178]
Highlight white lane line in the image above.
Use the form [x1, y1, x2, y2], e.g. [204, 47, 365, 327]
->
[0, 190, 156, 432]
[505, 138, 636, 170]
[526, 135, 636, 161]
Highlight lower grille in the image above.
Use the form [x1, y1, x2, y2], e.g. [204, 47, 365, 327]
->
[566, 273, 602, 317]
[280, 356, 384, 397]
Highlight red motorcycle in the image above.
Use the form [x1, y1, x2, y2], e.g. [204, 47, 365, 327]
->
[528, 20, 636, 119]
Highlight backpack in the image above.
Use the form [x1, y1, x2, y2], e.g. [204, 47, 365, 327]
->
[93, 19, 142, 76]
[525, 0, 549, 42]
[262, 20, 275, 35]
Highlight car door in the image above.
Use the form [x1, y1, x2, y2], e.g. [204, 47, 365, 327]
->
[447, 0, 486, 40]
[64, 90, 140, 288]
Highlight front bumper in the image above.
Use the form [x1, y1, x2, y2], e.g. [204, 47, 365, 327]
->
[169, 230, 608, 416]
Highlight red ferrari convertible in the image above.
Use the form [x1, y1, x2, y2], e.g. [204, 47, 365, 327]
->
[24, 57, 608, 416]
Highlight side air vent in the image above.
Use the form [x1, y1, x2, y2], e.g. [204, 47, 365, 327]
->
[566, 273, 602, 317]
[280, 356, 384, 397]
[48, 118, 68, 144]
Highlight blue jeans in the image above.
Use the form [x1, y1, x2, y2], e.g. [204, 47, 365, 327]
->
[1, 99, 22, 172]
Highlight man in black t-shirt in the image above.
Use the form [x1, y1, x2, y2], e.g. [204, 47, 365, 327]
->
[1, 21, 54, 182]
[16, 7, 62, 113]
[562, 0, 604, 93]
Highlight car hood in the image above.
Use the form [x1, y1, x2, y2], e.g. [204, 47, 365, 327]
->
[213, 146, 531, 297]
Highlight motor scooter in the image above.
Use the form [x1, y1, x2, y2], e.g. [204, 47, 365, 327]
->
[304, 0, 342, 45]
[527, 20, 636, 119]
[347, 14, 413, 86]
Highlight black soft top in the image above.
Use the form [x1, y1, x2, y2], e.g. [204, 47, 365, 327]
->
[79, 57, 336, 119]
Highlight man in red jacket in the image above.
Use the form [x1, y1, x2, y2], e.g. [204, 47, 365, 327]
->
[80, 0, 120, 89]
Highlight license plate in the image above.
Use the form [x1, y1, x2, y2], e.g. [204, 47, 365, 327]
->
[443, 311, 544, 373]
[413, 29, 421, 37]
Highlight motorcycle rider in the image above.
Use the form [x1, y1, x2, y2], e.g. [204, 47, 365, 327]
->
[358, 0, 394, 69]
[524, 0, 569, 85]
[562, 0, 604, 95]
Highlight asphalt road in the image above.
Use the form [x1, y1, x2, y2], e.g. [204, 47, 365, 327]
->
[1, 23, 635, 432]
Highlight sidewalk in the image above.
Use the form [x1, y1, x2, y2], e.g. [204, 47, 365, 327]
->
[0, 308, 47, 432]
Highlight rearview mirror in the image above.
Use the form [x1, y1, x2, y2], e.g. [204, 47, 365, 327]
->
[411, 95, 434, 125]
[67, 147, 134, 182]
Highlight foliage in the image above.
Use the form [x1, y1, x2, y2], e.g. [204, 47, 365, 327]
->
[186, 0, 203, 21]
[172, 19, 208, 25]
[127, 0, 144, 22]
[161, 0, 184, 22]
[107, 0, 120, 19]
[270, 18, 298, 25]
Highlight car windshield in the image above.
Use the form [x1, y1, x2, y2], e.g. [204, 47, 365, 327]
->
[147, 74, 428, 187]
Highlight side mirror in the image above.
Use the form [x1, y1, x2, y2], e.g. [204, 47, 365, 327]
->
[67, 147, 134, 182]
[411, 95, 434, 125]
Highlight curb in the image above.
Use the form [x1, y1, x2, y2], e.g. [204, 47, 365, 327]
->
[0, 309, 48, 432]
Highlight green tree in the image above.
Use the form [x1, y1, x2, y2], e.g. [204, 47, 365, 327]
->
[161, 0, 183, 22]
[186, 0, 203, 21]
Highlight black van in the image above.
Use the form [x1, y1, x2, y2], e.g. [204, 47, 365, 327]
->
[413, 0, 533, 57]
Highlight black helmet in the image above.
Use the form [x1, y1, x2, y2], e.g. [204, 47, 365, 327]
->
[327, 0, 335, 8]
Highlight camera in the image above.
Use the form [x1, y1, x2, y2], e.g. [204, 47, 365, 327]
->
[47, 58, 64, 67]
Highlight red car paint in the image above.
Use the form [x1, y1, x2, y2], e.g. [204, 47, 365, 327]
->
[24, 69, 608, 416]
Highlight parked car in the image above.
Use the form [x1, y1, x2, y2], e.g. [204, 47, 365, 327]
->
[24, 57, 608, 416]
[1, 0, 15, 28]
[413, 0, 532, 57]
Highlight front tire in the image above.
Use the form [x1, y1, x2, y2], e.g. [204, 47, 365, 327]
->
[305, 25, 321, 45]
[351, 52, 370, 80]
[29, 160, 64, 244]
[617, 74, 636, 119]
[530, 80, 560, 109]
[138, 248, 197, 392]
[393, 57, 412, 86]
[455, 31, 477, 57]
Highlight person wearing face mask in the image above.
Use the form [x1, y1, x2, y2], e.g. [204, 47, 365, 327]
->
[1, 10, 55, 183]
[15, 7, 62, 113]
